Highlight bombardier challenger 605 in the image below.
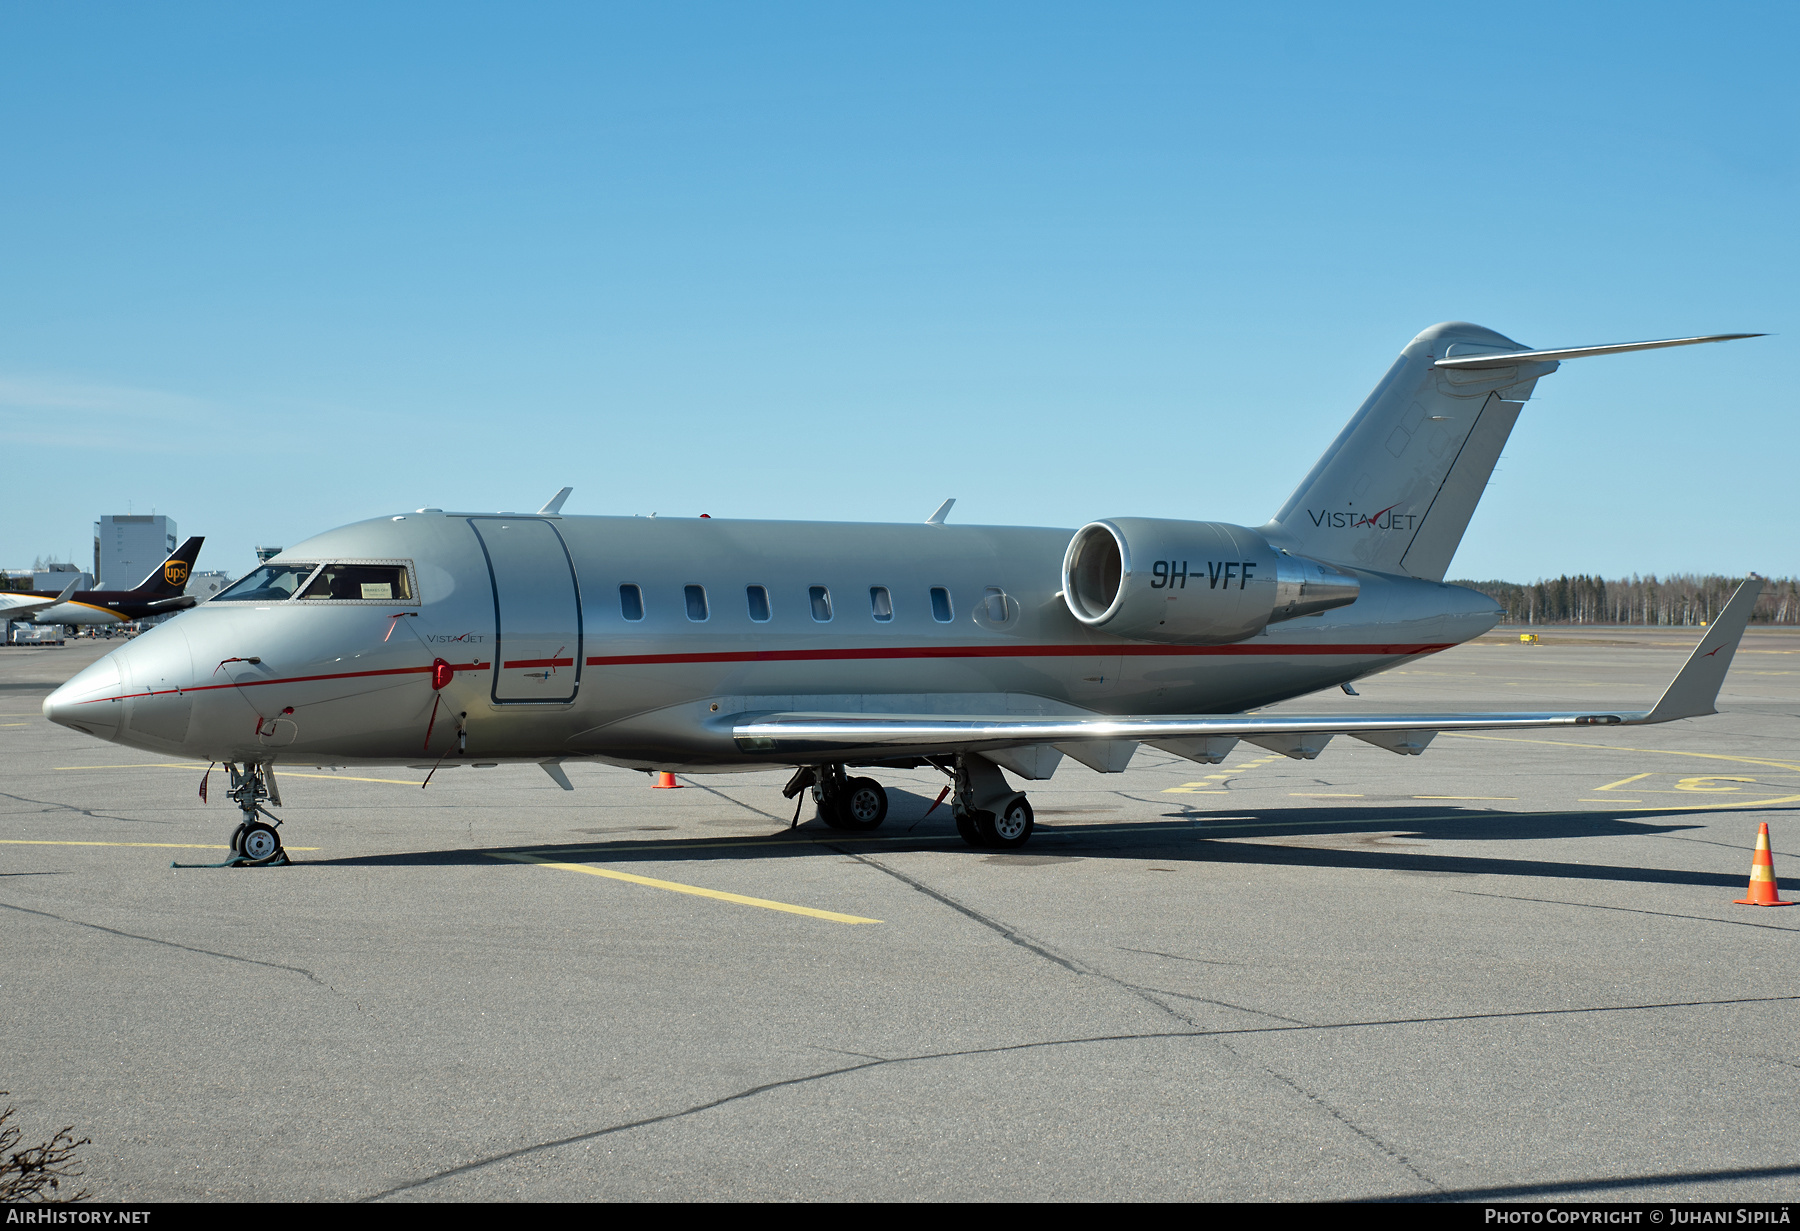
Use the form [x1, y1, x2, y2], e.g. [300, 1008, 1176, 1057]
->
[44, 323, 1764, 865]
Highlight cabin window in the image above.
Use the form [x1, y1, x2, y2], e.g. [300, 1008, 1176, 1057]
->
[983, 586, 1008, 621]
[809, 586, 833, 622]
[930, 586, 953, 623]
[298, 563, 414, 602]
[213, 563, 320, 602]
[619, 584, 644, 621]
[870, 586, 893, 622]
[746, 585, 771, 622]
[685, 585, 709, 622]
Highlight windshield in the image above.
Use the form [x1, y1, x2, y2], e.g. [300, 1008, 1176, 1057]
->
[298, 563, 413, 601]
[211, 563, 320, 603]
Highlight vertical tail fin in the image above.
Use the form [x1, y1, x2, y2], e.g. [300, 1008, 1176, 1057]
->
[1260, 322, 1552, 581]
[129, 536, 204, 597]
[1263, 325, 1760, 581]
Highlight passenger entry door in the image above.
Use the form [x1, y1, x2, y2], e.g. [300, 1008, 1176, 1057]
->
[468, 518, 582, 703]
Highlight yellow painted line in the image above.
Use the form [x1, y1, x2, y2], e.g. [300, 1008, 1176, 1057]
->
[0, 839, 321, 850]
[54, 763, 207, 770]
[490, 853, 881, 925]
[1, 722, 27, 727]
[1290, 793, 1364, 797]
[1414, 795, 1517, 800]
[1581, 799, 1641, 803]
[51, 763, 420, 786]
[1445, 733, 1800, 774]
[1595, 772, 1654, 792]
[280, 772, 421, 786]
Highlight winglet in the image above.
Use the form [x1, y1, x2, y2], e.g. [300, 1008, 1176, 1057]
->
[1641, 576, 1764, 723]
[53, 578, 79, 602]
[927, 498, 955, 525]
[540, 761, 575, 791]
[538, 487, 573, 516]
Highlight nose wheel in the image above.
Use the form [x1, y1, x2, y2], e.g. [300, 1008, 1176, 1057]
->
[218, 762, 289, 867]
[232, 820, 287, 866]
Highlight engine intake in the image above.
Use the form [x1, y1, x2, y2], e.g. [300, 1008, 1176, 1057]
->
[1062, 518, 1359, 643]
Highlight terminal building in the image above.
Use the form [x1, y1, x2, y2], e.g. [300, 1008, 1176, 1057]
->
[94, 514, 178, 589]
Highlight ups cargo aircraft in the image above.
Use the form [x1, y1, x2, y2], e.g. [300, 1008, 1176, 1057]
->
[43, 323, 1764, 865]
[6, 537, 206, 627]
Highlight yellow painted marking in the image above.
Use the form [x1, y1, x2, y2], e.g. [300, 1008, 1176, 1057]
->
[1290, 793, 1364, 797]
[1581, 799, 1642, 803]
[1, 722, 27, 727]
[1675, 776, 1755, 792]
[1595, 773, 1654, 792]
[490, 853, 881, 924]
[55, 763, 208, 770]
[51, 763, 419, 786]
[1446, 733, 1800, 774]
[1414, 796, 1517, 800]
[1632, 793, 1800, 811]
[0, 839, 320, 850]
[280, 772, 421, 786]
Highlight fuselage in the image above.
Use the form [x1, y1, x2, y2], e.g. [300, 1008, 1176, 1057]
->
[42, 512, 1502, 770]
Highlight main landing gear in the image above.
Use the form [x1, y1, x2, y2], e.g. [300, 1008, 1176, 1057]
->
[785, 764, 889, 831]
[224, 761, 289, 867]
[948, 755, 1033, 850]
[781, 756, 1034, 849]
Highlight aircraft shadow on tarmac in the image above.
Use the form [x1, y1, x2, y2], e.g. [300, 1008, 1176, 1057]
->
[299, 794, 1796, 893]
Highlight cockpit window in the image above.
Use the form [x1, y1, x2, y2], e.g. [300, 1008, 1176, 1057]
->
[298, 564, 414, 602]
[212, 563, 321, 603]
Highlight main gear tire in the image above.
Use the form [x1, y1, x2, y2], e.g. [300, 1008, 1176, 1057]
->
[975, 796, 1033, 850]
[954, 809, 990, 848]
[835, 777, 888, 831]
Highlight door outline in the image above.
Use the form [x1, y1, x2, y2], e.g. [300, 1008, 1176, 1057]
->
[467, 517, 584, 705]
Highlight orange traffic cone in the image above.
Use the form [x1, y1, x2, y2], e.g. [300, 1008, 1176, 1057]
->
[1734, 822, 1792, 906]
[652, 771, 682, 790]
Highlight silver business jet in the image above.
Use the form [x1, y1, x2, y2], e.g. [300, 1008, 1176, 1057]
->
[43, 322, 1764, 866]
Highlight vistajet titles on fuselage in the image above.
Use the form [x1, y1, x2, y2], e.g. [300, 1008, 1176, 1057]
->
[43, 323, 1765, 865]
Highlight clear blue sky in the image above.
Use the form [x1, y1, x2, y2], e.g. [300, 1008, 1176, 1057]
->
[2, 2, 1793, 582]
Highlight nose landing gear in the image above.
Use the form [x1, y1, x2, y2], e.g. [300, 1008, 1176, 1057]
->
[224, 761, 289, 867]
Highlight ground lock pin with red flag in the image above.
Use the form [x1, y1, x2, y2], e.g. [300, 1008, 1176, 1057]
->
[1734, 822, 1792, 906]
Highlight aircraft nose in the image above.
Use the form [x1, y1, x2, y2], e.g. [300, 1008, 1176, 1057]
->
[43, 651, 125, 738]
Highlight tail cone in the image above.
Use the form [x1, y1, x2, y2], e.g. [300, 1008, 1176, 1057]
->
[1734, 823, 1792, 906]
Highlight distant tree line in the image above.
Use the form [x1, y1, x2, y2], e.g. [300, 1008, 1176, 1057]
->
[1449, 574, 1800, 626]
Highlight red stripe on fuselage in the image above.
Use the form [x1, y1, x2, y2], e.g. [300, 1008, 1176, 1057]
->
[73, 661, 491, 706]
[73, 642, 1452, 708]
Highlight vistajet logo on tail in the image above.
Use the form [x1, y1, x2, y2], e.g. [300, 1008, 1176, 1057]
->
[1307, 503, 1417, 531]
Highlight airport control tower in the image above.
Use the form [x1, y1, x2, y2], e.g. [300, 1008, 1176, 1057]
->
[94, 514, 177, 589]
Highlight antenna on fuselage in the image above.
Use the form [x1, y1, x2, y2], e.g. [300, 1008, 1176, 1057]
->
[538, 486, 573, 516]
[926, 498, 955, 525]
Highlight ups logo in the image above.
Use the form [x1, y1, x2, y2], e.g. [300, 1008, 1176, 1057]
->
[164, 561, 190, 588]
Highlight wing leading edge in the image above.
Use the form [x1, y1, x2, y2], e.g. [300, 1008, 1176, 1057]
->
[731, 578, 1763, 758]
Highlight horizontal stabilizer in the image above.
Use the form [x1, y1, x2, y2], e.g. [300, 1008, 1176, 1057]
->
[0, 578, 79, 620]
[1433, 333, 1762, 370]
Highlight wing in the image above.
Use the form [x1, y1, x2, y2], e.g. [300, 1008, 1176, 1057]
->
[730, 578, 1763, 760]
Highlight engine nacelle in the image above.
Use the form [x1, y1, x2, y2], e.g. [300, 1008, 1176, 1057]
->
[1061, 518, 1359, 644]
